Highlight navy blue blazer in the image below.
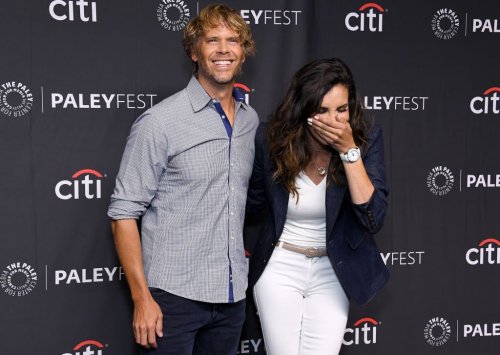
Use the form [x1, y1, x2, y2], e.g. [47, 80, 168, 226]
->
[246, 122, 390, 305]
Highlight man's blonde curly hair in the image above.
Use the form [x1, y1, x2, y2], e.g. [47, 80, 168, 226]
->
[182, 4, 256, 74]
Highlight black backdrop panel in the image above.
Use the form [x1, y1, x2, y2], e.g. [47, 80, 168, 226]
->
[1, 1, 499, 354]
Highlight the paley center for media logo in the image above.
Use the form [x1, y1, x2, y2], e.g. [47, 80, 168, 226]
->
[427, 165, 500, 195]
[427, 166, 454, 196]
[0, 262, 37, 297]
[425, 316, 500, 345]
[157, 0, 191, 31]
[424, 317, 451, 346]
[431, 8, 460, 40]
[0, 81, 33, 118]
[431, 8, 500, 39]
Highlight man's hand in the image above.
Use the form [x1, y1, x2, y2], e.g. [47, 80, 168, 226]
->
[133, 296, 164, 348]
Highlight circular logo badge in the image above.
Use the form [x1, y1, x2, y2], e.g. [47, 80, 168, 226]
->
[431, 8, 460, 40]
[0, 262, 37, 297]
[424, 317, 451, 346]
[0, 81, 34, 118]
[157, 0, 191, 31]
[427, 166, 454, 196]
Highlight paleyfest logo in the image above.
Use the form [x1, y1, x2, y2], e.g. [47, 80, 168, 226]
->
[0, 81, 34, 118]
[0, 262, 37, 297]
[431, 8, 460, 39]
[157, 0, 190, 31]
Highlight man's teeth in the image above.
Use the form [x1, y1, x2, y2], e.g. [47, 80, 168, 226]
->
[214, 60, 232, 65]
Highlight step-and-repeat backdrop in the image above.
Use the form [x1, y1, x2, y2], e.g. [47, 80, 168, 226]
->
[1, 0, 499, 354]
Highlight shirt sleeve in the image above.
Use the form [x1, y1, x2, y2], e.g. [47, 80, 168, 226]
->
[351, 124, 389, 234]
[107, 112, 168, 220]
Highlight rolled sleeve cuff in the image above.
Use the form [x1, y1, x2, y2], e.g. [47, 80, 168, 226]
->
[107, 198, 147, 220]
[351, 190, 387, 234]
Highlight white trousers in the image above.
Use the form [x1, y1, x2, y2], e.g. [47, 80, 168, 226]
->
[253, 246, 349, 355]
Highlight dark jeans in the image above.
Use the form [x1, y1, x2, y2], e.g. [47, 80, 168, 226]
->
[142, 288, 246, 355]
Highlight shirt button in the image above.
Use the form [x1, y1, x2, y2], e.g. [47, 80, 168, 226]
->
[231, 187, 235, 191]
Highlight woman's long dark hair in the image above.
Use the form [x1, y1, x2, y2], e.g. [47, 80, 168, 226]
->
[268, 58, 371, 197]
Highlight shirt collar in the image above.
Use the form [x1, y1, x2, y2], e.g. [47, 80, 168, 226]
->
[187, 76, 249, 113]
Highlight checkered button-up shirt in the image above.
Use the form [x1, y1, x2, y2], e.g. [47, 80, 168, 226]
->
[108, 77, 259, 303]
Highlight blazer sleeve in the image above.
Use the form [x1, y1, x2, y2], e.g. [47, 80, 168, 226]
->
[351, 124, 389, 234]
[246, 123, 269, 215]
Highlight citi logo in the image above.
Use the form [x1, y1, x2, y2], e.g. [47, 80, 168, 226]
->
[466, 238, 500, 265]
[55, 169, 104, 200]
[470, 87, 500, 115]
[62, 339, 106, 355]
[343, 317, 379, 345]
[49, 0, 97, 22]
[345, 3, 385, 32]
[234, 83, 252, 105]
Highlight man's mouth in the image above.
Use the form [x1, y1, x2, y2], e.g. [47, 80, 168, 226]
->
[212, 60, 234, 66]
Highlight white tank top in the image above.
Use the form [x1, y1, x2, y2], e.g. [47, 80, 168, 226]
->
[279, 171, 327, 247]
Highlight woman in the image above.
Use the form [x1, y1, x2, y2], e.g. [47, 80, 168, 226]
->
[247, 58, 389, 355]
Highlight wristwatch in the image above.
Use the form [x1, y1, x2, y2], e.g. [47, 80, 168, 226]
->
[340, 147, 361, 163]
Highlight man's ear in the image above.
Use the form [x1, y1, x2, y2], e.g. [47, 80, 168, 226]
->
[190, 46, 198, 62]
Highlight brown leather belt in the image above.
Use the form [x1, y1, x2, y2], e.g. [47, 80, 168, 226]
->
[276, 241, 328, 258]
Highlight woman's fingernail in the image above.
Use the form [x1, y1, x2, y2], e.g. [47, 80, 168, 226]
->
[307, 118, 312, 125]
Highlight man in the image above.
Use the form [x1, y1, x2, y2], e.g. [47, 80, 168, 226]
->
[107, 4, 258, 354]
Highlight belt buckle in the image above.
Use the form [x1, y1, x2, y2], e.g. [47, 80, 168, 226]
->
[305, 247, 319, 258]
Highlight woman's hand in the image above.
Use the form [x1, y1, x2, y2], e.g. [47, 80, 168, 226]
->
[307, 113, 356, 153]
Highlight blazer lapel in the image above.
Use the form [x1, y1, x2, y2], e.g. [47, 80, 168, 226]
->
[326, 181, 347, 239]
[273, 182, 289, 238]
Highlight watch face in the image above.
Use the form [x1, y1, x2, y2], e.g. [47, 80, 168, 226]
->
[347, 148, 360, 161]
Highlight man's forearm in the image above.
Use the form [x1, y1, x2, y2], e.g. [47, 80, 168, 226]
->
[111, 219, 151, 302]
